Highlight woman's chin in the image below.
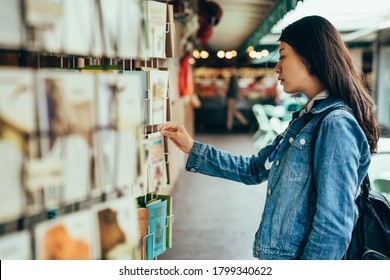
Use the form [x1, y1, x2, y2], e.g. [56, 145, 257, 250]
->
[282, 88, 299, 95]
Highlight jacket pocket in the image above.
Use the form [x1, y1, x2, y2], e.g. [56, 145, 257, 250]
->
[282, 132, 312, 180]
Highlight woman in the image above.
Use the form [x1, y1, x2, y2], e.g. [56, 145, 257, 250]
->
[225, 67, 248, 130]
[160, 15, 380, 259]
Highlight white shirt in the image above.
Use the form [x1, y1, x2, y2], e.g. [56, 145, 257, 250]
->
[299, 90, 329, 117]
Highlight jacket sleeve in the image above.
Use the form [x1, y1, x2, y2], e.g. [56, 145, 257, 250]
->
[185, 135, 283, 185]
[300, 112, 370, 259]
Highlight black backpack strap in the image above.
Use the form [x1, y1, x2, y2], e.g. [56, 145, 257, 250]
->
[356, 175, 371, 211]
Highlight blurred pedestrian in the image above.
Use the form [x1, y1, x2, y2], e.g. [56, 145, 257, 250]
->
[226, 67, 248, 131]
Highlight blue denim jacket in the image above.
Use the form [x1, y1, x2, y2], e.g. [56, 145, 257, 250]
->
[185, 96, 371, 259]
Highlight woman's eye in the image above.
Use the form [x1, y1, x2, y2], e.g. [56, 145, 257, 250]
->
[279, 55, 285, 61]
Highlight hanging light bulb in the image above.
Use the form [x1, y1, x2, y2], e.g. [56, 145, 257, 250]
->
[217, 50, 225, 58]
[200, 50, 209, 59]
[246, 46, 254, 53]
[193, 49, 200, 59]
[261, 49, 269, 57]
[249, 50, 257, 59]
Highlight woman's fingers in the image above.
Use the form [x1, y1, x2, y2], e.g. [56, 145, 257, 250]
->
[161, 129, 176, 138]
[160, 124, 178, 134]
[159, 124, 194, 154]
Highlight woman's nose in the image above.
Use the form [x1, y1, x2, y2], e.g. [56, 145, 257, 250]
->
[274, 64, 280, 74]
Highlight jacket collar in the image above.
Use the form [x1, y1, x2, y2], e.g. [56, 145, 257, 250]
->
[291, 94, 350, 120]
[299, 90, 329, 117]
[309, 95, 349, 115]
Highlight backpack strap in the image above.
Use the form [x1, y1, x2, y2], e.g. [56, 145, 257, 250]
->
[311, 105, 353, 142]
[311, 106, 370, 199]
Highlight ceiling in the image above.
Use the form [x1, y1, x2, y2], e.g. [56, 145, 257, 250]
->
[205, 0, 278, 51]
[263, 0, 390, 44]
[202, 0, 390, 54]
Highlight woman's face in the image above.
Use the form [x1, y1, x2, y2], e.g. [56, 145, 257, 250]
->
[274, 42, 312, 96]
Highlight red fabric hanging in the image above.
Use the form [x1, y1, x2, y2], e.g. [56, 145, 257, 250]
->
[179, 54, 194, 97]
[196, 18, 213, 43]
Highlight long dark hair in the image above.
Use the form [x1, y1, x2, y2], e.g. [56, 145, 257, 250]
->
[279, 15, 380, 153]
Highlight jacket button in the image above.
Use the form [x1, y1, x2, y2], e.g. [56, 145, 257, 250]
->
[299, 138, 306, 145]
[267, 189, 272, 196]
[275, 160, 280, 166]
[289, 137, 294, 143]
[189, 168, 196, 173]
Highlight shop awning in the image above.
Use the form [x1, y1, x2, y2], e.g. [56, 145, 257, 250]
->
[261, 0, 390, 45]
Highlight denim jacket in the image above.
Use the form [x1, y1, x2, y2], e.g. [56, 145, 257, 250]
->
[185, 96, 371, 259]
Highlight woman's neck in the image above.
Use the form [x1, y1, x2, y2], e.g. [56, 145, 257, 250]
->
[303, 76, 325, 100]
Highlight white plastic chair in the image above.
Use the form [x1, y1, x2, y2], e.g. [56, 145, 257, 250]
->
[252, 104, 281, 149]
[373, 171, 390, 193]
[368, 152, 390, 195]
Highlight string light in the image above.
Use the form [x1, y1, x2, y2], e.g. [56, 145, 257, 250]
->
[261, 49, 269, 57]
[249, 50, 257, 59]
[247, 49, 270, 59]
[193, 49, 200, 59]
[246, 46, 254, 53]
[200, 50, 209, 59]
[217, 50, 225, 58]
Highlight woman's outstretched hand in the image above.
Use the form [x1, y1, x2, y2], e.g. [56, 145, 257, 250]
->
[160, 124, 194, 154]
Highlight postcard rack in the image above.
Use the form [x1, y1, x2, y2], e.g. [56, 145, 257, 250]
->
[0, 0, 178, 260]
